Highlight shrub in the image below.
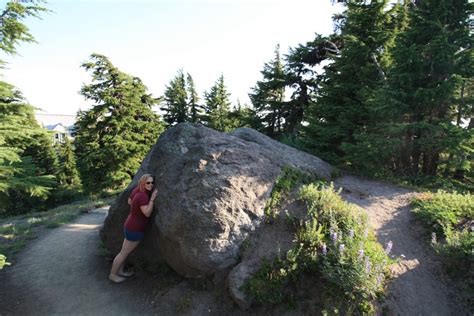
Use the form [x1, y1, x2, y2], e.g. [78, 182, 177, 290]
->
[412, 191, 473, 277]
[246, 172, 391, 313]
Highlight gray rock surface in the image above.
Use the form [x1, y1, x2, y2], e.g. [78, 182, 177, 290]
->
[101, 123, 332, 278]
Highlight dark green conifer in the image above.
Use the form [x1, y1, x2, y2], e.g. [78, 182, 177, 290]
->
[74, 54, 164, 192]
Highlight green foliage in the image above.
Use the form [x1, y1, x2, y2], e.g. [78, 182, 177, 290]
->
[203, 74, 233, 132]
[227, 101, 263, 131]
[162, 69, 190, 125]
[0, 81, 57, 214]
[360, 0, 472, 177]
[302, 1, 395, 165]
[243, 258, 291, 304]
[250, 45, 288, 138]
[55, 137, 81, 189]
[0, 0, 48, 58]
[0, 254, 10, 269]
[412, 191, 473, 261]
[74, 53, 164, 192]
[247, 179, 391, 313]
[264, 166, 318, 221]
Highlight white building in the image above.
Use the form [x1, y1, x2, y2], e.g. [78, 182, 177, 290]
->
[34, 113, 76, 144]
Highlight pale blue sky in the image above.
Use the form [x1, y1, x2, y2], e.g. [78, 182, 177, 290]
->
[2, 0, 343, 115]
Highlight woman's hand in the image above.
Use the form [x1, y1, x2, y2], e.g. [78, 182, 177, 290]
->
[151, 189, 158, 201]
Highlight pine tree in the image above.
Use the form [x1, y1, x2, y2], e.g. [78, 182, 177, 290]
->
[0, 1, 56, 214]
[0, 81, 56, 213]
[203, 74, 233, 131]
[0, 0, 48, 59]
[373, 0, 473, 177]
[249, 44, 287, 138]
[56, 137, 81, 188]
[74, 54, 164, 192]
[186, 73, 203, 124]
[227, 100, 262, 130]
[302, 0, 396, 165]
[162, 70, 189, 125]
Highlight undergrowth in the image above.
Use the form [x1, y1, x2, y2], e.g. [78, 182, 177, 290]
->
[411, 191, 473, 293]
[245, 167, 392, 314]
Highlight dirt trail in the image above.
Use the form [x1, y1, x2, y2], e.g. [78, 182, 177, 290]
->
[335, 175, 468, 315]
[0, 208, 154, 316]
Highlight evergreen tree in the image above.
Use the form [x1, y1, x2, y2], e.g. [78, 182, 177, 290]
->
[0, 81, 56, 213]
[162, 70, 189, 125]
[56, 137, 81, 188]
[74, 54, 164, 192]
[227, 100, 263, 130]
[0, 1, 56, 214]
[186, 73, 203, 123]
[302, 0, 396, 165]
[0, 0, 48, 59]
[285, 35, 338, 136]
[372, 0, 473, 177]
[203, 74, 233, 131]
[249, 44, 287, 138]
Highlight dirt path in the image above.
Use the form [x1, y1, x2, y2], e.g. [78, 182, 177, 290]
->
[0, 208, 155, 316]
[335, 175, 468, 315]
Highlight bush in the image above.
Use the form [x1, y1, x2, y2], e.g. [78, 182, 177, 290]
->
[245, 170, 391, 314]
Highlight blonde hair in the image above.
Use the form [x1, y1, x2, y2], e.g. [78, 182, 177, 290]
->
[138, 174, 153, 192]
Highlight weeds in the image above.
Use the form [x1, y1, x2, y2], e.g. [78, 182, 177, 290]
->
[411, 191, 473, 287]
[245, 174, 391, 314]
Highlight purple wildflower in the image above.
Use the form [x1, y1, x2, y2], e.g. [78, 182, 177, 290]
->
[339, 243, 345, 255]
[363, 229, 368, 239]
[358, 248, 364, 260]
[365, 256, 371, 274]
[431, 232, 437, 244]
[385, 241, 393, 254]
[321, 243, 327, 256]
[331, 232, 338, 244]
[376, 273, 384, 287]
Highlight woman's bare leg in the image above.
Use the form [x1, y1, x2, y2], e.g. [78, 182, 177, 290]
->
[109, 239, 140, 282]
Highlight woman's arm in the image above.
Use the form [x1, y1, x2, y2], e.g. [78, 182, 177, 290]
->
[140, 189, 158, 217]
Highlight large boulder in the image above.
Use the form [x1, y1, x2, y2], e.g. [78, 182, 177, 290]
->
[101, 123, 332, 278]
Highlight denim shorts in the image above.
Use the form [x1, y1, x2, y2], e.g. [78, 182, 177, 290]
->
[124, 228, 145, 241]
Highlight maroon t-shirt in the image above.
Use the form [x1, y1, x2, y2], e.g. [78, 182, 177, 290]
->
[124, 187, 150, 233]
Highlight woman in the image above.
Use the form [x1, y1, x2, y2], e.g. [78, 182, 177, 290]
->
[109, 174, 158, 283]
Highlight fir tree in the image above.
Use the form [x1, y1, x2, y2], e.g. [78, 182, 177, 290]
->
[74, 54, 164, 192]
[302, 0, 396, 165]
[162, 70, 189, 125]
[0, 81, 56, 213]
[249, 44, 287, 138]
[203, 74, 233, 131]
[373, 0, 473, 177]
[186, 73, 203, 124]
[0, 0, 48, 59]
[0, 1, 56, 214]
[56, 137, 81, 188]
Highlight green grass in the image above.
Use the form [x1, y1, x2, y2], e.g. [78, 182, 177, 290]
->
[0, 196, 115, 260]
[411, 190, 473, 291]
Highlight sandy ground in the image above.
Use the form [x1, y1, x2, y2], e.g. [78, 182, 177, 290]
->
[0, 175, 471, 315]
[0, 208, 155, 316]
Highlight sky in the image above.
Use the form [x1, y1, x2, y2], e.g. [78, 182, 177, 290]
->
[1, 0, 344, 115]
